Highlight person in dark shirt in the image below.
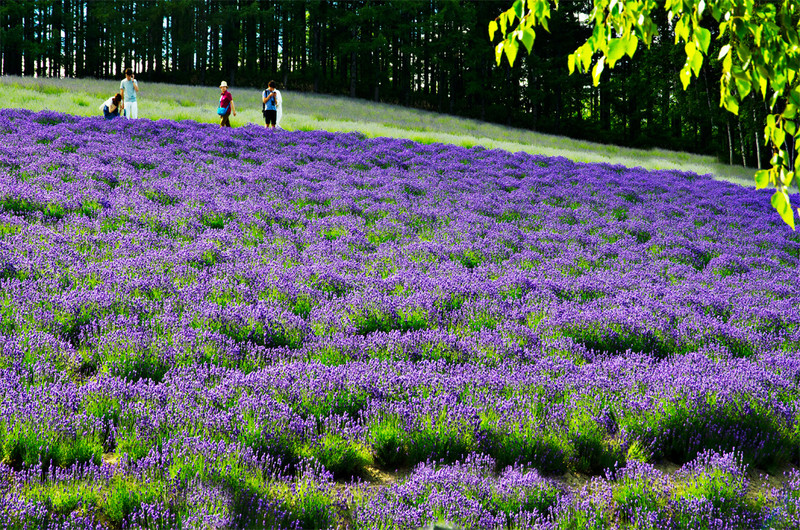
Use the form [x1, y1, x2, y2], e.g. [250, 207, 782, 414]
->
[218, 81, 237, 128]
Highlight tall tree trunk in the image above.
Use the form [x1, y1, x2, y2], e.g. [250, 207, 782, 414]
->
[374, 44, 380, 102]
[23, 7, 34, 76]
[752, 104, 761, 169]
[350, 49, 357, 98]
[152, 2, 164, 77]
[312, 4, 320, 92]
[271, 1, 279, 75]
[349, 23, 358, 98]
[243, 4, 256, 76]
[726, 117, 734, 166]
[63, 0, 73, 77]
[282, 1, 289, 86]
[221, 4, 239, 85]
[320, 0, 327, 86]
[75, 1, 84, 76]
[86, 2, 101, 77]
[701, 68, 717, 150]
[296, 0, 306, 72]
[737, 119, 747, 167]
[600, 84, 611, 131]
[36, 6, 45, 77]
[198, 0, 210, 84]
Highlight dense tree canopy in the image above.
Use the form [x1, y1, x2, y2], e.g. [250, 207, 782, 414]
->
[492, 0, 800, 228]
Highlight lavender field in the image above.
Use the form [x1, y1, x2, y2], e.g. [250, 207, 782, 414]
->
[1, 108, 800, 529]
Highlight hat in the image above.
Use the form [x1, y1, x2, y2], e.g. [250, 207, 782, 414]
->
[219, 81, 228, 88]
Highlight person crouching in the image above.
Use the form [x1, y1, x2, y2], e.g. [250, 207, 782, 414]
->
[100, 93, 122, 120]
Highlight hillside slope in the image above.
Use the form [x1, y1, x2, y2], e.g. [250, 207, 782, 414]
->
[2, 74, 755, 186]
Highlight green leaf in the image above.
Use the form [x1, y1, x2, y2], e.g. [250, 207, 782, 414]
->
[773, 126, 786, 147]
[568, 53, 576, 74]
[592, 56, 605, 86]
[767, 114, 777, 129]
[786, 27, 799, 48]
[759, 2, 777, 17]
[757, 64, 770, 82]
[755, 169, 770, 189]
[489, 20, 498, 41]
[754, 24, 763, 47]
[770, 91, 780, 110]
[722, 50, 732, 75]
[786, 120, 797, 137]
[504, 37, 519, 66]
[735, 78, 751, 99]
[520, 26, 536, 54]
[772, 71, 788, 92]
[608, 38, 627, 67]
[730, 66, 749, 81]
[784, 104, 798, 120]
[736, 44, 751, 64]
[540, 15, 549, 32]
[680, 65, 692, 90]
[495, 42, 504, 66]
[690, 51, 703, 76]
[733, 18, 747, 39]
[580, 43, 593, 72]
[675, 16, 690, 42]
[684, 41, 696, 60]
[625, 34, 639, 58]
[724, 95, 739, 115]
[694, 27, 711, 54]
[513, 0, 525, 20]
[771, 190, 795, 230]
[718, 44, 731, 60]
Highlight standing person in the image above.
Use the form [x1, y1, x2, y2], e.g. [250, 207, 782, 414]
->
[119, 68, 140, 119]
[261, 80, 279, 129]
[274, 82, 283, 129]
[99, 93, 122, 120]
[218, 81, 236, 128]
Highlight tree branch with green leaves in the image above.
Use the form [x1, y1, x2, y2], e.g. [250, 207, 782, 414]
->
[491, 0, 800, 229]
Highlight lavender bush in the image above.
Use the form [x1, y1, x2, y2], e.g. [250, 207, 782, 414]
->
[1, 108, 800, 527]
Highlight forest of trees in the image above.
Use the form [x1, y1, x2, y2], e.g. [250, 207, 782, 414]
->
[0, 0, 770, 167]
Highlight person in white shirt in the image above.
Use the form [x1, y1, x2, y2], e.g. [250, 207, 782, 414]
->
[99, 94, 122, 119]
[275, 85, 283, 128]
[119, 68, 140, 119]
[262, 80, 281, 129]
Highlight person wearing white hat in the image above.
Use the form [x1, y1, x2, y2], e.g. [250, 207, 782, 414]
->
[218, 81, 236, 127]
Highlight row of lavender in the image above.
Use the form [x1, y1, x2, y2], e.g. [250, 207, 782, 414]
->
[0, 109, 799, 527]
[4, 449, 800, 528]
